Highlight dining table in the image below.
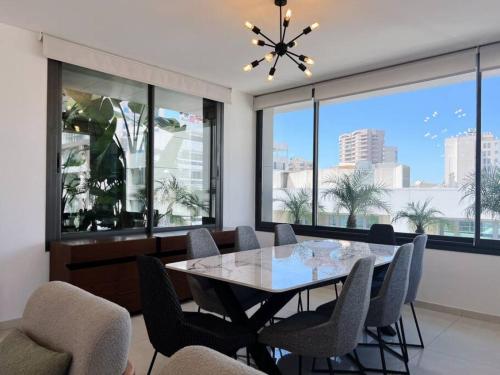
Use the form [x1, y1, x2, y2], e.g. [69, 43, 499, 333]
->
[165, 238, 398, 374]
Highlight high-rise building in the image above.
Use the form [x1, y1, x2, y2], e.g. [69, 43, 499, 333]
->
[339, 129, 385, 164]
[383, 146, 398, 163]
[444, 129, 500, 187]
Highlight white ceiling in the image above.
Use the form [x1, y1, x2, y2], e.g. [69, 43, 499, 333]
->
[1, 0, 500, 95]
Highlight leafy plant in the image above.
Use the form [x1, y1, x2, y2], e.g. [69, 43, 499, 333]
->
[155, 175, 208, 225]
[274, 189, 313, 224]
[322, 170, 390, 229]
[460, 166, 500, 219]
[392, 199, 443, 233]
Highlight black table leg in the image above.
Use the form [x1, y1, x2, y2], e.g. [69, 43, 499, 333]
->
[211, 280, 296, 375]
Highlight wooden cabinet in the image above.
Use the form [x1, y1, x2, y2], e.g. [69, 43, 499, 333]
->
[50, 229, 235, 313]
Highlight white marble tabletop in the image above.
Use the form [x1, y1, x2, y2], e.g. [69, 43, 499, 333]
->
[165, 239, 398, 293]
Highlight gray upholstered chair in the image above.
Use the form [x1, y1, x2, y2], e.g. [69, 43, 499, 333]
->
[160, 346, 264, 375]
[235, 226, 261, 252]
[259, 256, 376, 375]
[403, 234, 428, 348]
[186, 228, 268, 316]
[317, 243, 414, 375]
[19, 281, 132, 375]
[274, 223, 298, 246]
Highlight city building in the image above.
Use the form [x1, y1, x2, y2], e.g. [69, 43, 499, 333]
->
[339, 129, 385, 164]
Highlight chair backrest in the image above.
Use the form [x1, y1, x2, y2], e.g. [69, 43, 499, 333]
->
[186, 228, 222, 311]
[22, 281, 131, 375]
[274, 224, 298, 246]
[136, 256, 184, 356]
[373, 243, 414, 326]
[187, 228, 220, 259]
[235, 226, 261, 251]
[367, 224, 396, 245]
[328, 256, 375, 356]
[405, 234, 428, 304]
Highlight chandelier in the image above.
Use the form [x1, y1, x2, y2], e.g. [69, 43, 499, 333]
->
[243, 0, 319, 81]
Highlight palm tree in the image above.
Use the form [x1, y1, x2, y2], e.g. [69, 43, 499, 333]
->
[274, 189, 313, 224]
[155, 175, 208, 225]
[460, 166, 500, 218]
[392, 199, 443, 233]
[322, 170, 390, 229]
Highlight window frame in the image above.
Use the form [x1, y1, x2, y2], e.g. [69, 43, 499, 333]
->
[46, 60, 223, 248]
[255, 50, 500, 256]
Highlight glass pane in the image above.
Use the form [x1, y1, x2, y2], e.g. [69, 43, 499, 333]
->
[153, 88, 215, 227]
[318, 74, 476, 236]
[480, 69, 500, 240]
[61, 64, 148, 232]
[261, 101, 314, 225]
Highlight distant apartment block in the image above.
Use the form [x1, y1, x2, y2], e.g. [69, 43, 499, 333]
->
[339, 129, 385, 164]
[383, 146, 398, 163]
[444, 129, 500, 187]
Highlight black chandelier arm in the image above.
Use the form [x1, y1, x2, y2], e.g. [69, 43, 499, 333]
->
[287, 31, 305, 45]
[282, 21, 288, 43]
[272, 54, 281, 70]
[285, 52, 301, 66]
[258, 31, 277, 46]
[286, 50, 301, 58]
[264, 42, 276, 48]
[279, 5, 283, 41]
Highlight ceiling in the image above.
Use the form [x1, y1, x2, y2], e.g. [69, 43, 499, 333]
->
[1, 0, 500, 95]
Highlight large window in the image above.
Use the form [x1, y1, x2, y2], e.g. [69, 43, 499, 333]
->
[256, 48, 500, 254]
[47, 62, 222, 241]
[318, 75, 476, 237]
[261, 101, 314, 225]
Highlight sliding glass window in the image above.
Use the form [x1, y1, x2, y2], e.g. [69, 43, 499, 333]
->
[61, 64, 148, 232]
[261, 101, 314, 225]
[153, 88, 215, 227]
[318, 75, 476, 236]
[48, 62, 222, 241]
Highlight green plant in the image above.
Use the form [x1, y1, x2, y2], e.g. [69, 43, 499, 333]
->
[274, 188, 313, 224]
[155, 175, 208, 225]
[460, 166, 500, 218]
[322, 170, 390, 229]
[392, 199, 443, 234]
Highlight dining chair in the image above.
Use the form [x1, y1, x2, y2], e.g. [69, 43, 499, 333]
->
[274, 223, 298, 246]
[235, 226, 261, 251]
[367, 224, 397, 245]
[259, 256, 375, 375]
[136, 256, 255, 375]
[186, 228, 268, 316]
[404, 234, 428, 348]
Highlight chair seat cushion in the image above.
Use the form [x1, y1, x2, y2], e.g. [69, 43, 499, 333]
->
[315, 299, 337, 316]
[0, 329, 72, 375]
[184, 312, 255, 352]
[258, 312, 329, 355]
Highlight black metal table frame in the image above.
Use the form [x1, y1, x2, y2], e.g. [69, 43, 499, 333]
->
[211, 279, 298, 375]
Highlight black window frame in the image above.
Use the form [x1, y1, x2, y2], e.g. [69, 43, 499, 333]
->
[46, 60, 223, 248]
[255, 49, 500, 256]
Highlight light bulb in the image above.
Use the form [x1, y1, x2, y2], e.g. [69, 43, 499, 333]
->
[245, 21, 253, 30]
[304, 57, 315, 65]
[252, 39, 258, 45]
[264, 53, 275, 62]
[243, 64, 252, 72]
[285, 9, 292, 21]
[74, 125, 80, 132]
[311, 22, 319, 30]
[304, 69, 312, 77]
[268, 74, 274, 81]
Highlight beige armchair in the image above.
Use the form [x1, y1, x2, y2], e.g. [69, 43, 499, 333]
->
[19, 281, 133, 375]
[161, 346, 264, 375]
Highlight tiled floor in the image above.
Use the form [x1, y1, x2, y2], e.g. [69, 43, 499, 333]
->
[129, 286, 500, 374]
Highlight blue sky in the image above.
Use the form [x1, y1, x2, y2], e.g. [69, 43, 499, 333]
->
[273, 76, 500, 184]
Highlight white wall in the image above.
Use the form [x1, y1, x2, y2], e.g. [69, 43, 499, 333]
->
[223, 90, 255, 227]
[0, 23, 48, 322]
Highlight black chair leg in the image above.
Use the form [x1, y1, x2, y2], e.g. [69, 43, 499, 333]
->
[327, 357, 335, 375]
[334, 283, 339, 299]
[197, 306, 201, 313]
[298, 355, 303, 375]
[147, 350, 157, 375]
[377, 328, 388, 375]
[307, 288, 310, 311]
[297, 292, 303, 312]
[410, 303, 424, 348]
[396, 322, 410, 375]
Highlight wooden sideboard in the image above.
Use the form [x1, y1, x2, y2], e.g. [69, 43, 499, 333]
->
[50, 228, 236, 314]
